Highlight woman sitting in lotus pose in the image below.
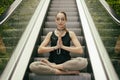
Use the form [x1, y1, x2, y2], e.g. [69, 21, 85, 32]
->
[29, 11, 88, 74]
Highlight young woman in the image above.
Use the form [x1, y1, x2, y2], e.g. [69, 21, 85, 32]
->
[29, 11, 88, 75]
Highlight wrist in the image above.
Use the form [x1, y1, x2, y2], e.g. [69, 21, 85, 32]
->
[52, 46, 58, 51]
[61, 45, 64, 49]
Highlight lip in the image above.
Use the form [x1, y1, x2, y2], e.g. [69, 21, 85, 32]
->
[59, 23, 63, 26]
[57, 25, 64, 29]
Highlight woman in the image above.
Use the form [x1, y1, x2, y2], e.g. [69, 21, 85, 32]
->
[29, 11, 88, 75]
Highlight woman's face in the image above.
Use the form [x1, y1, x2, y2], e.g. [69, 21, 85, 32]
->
[55, 13, 67, 30]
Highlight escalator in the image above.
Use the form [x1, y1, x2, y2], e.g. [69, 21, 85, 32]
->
[85, 0, 120, 78]
[1, 0, 118, 80]
[0, 0, 40, 75]
[27, 0, 93, 80]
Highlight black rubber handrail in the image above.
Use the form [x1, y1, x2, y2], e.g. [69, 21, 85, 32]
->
[0, 0, 22, 25]
[99, 0, 120, 25]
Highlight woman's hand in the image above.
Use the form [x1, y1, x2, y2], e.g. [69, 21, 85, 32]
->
[57, 34, 63, 49]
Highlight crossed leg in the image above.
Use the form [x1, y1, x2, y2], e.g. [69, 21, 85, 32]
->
[29, 57, 88, 75]
[40, 59, 80, 74]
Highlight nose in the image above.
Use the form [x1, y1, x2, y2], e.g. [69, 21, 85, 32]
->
[60, 19, 62, 23]
[57, 19, 62, 24]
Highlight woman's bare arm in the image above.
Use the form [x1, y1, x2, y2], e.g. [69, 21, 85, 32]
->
[61, 31, 83, 54]
[38, 32, 58, 54]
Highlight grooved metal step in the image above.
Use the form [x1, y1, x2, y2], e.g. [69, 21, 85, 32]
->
[49, 8, 77, 12]
[45, 22, 81, 28]
[47, 12, 78, 16]
[43, 28, 82, 36]
[29, 73, 91, 80]
[46, 16, 79, 21]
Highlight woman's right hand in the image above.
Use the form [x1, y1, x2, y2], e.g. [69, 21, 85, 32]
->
[57, 35, 63, 49]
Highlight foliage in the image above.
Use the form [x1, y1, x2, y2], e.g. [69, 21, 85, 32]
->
[0, 0, 14, 16]
[106, 0, 120, 17]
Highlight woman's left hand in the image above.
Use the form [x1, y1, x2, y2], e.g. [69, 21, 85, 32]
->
[59, 37, 63, 48]
[57, 33, 64, 49]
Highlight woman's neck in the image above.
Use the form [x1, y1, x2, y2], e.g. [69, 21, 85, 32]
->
[55, 28, 66, 37]
[57, 27, 66, 31]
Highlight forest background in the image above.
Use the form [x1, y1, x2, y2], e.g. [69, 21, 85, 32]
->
[0, 0, 120, 17]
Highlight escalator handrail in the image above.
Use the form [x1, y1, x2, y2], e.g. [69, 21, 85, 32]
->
[81, 0, 119, 80]
[9, 0, 50, 80]
[0, 0, 49, 80]
[0, 0, 22, 25]
[99, 0, 120, 25]
[76, 0, 108, 80]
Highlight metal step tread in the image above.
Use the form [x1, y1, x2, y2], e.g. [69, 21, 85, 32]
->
[43, 28, 82, 36]
[47, 12, 78, 16]
[46, 16, 79, 21]
[49, 8, 77, 11]
[29, 73, 91, 80]
[45, 22, 81, 28]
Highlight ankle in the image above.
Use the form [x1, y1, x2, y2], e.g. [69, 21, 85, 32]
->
[54, 69, 61, 74]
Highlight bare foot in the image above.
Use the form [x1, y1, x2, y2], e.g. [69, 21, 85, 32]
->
[40, 58, 50, 64]
[40, 59, 57, 68]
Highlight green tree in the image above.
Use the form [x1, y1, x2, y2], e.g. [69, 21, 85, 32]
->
[106, 0, 120, 17]
[0, 0, 14, 16]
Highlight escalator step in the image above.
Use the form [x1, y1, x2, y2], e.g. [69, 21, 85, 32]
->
[49, 8, 77, 12]
[47, 12, 78, 16]
[29, 73, 91, 80]
[50, 5, 76, 8]
[43, 28, 82, 36]
[46, 16, 79, 22]
[45, 22, 81, 28]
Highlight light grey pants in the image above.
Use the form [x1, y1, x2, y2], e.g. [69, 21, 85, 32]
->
[29, 57, 88, 75]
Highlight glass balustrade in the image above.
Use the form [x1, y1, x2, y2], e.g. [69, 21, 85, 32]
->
[85, 0, 120, 79]
[0, 0, 40, 75]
